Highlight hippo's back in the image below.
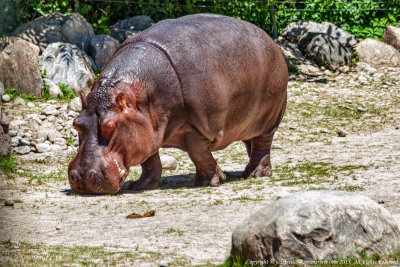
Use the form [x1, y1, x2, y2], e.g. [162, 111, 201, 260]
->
[122, 14, 287, 146]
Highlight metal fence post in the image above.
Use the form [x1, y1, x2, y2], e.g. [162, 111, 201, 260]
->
[269, 3, 277, 39]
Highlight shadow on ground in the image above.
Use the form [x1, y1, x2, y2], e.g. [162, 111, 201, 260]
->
[61, 171, 245, 196]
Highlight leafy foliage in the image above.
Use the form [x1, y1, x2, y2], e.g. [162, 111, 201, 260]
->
[0, 154, 18, 179]
[1, 1, 399, 39]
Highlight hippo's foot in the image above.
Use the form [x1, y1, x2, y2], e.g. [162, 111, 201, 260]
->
[194, 165, 226, 187]
[242, 149, 273, 178]
[243, 163, 272, 178]
[128, 152, 161, 191]
[128, 177, 160, 190]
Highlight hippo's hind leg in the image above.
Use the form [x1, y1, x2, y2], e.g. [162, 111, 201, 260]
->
[242, 132, 275, 178]
[184, 131, 226, 187]
[128, 151, 162, 190]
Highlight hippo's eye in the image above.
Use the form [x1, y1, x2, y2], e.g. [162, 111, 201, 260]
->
[100, 119, 116, 142]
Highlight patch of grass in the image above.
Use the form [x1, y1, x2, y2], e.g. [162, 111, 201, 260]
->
[4, 88, 35, 101]
[0, 154, 18, 179]
[273, 161, 368, 187]
[336, 185, 364, 192]
[164, 228, 184, 236]
[231, 195, 263, 202]
[58, 83, 75, 100]
[214, 199, 223, 205]
[0, 241, 189, 266]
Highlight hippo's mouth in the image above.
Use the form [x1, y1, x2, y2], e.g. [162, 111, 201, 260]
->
[111, 157, 129, 189]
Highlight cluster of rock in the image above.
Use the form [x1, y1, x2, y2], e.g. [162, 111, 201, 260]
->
[232, 191, 400, 263]
[279, 22, 400, 73]
[8, 99, 81, 155]
[0, 13, 154, 98]
[356, 26, 400, 67]
[278, 21, 359, 73]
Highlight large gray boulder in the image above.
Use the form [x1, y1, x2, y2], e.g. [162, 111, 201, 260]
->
[0, 113, 12, 157]
[356, 38, 400, 67]
[110, 15, 154, 43]
[39, 42, 95, 94]
[11, 13, 94, 53]
[231, 191, 400, 262]
[88, 34, 120, 70]
[0, 39, 43, 97]
[383, 26, 400, 52]
[298, 32, 352, 70]
[281, 21, 359, 48]
[277, 39, 320, 74]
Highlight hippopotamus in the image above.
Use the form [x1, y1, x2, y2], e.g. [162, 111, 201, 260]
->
[68, 14, 288, 194]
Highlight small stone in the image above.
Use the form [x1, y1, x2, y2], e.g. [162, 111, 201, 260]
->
[48, 129, 62, 142]
[323, 70, 332, 76]
[68, 110, 77, 117]
[36, 143, 50, 153]
[271, 144, 283, 149]
[19, 138, 30, 146]
[53, 137, 66, 145]
[11, 137, 20, 147]
[2, 94, 11, 102]
[37, 130, 49, 140]
[358, 76, 368, 83]
[160, 155, 178, 170]
[49, 144, 64, 151]
[68, 97, 82, 112]
[27, 102, 35, 108]
[9, 130, 18, 137]
[339, 65, 349, 73]
[47, 115, 56, 123]
[73, 139, 79, 146]
[364, 65, 377, 74]
[336, 128, 347, 137]
[56, 226, 62, 230]
[55, 124, 63, 131]
[43, 78, 63, 97]
[24, 132, 32, 140]
[71, 129, 78, 137]
[13, 97, 25, 105]
[14, 145, 31, 154]
[357, 107, 367, 112]
[320, 128, 329, 134]
[41, 108, 59, 116]
[159, 261, 169, 267]
[4, 199, 14, 206]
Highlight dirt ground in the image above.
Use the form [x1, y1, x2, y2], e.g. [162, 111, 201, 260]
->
[1, 66, 400, 266]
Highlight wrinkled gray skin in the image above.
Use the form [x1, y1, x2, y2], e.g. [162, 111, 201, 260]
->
[68, 14, 288, 194]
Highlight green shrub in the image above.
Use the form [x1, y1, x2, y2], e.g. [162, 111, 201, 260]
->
[2, 1, 398, 39]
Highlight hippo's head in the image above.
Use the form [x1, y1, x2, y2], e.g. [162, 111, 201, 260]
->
[68, 81, 157, 194]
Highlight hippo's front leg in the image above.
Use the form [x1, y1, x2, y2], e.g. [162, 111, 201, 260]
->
[184, 131, 226, 187]
[128, 151, 162, 190]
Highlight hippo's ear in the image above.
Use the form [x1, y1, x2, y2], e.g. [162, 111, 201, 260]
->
[115, 92, 127, 110]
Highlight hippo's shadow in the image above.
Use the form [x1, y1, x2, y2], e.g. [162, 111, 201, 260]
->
[121, 170, 244, 193]
[61, 171, 245, 196]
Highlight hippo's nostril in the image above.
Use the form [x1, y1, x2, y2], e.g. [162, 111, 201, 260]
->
[70, 170, 81, 181]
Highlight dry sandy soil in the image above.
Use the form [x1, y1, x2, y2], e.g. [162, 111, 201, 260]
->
[1, 65, 400, 266]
